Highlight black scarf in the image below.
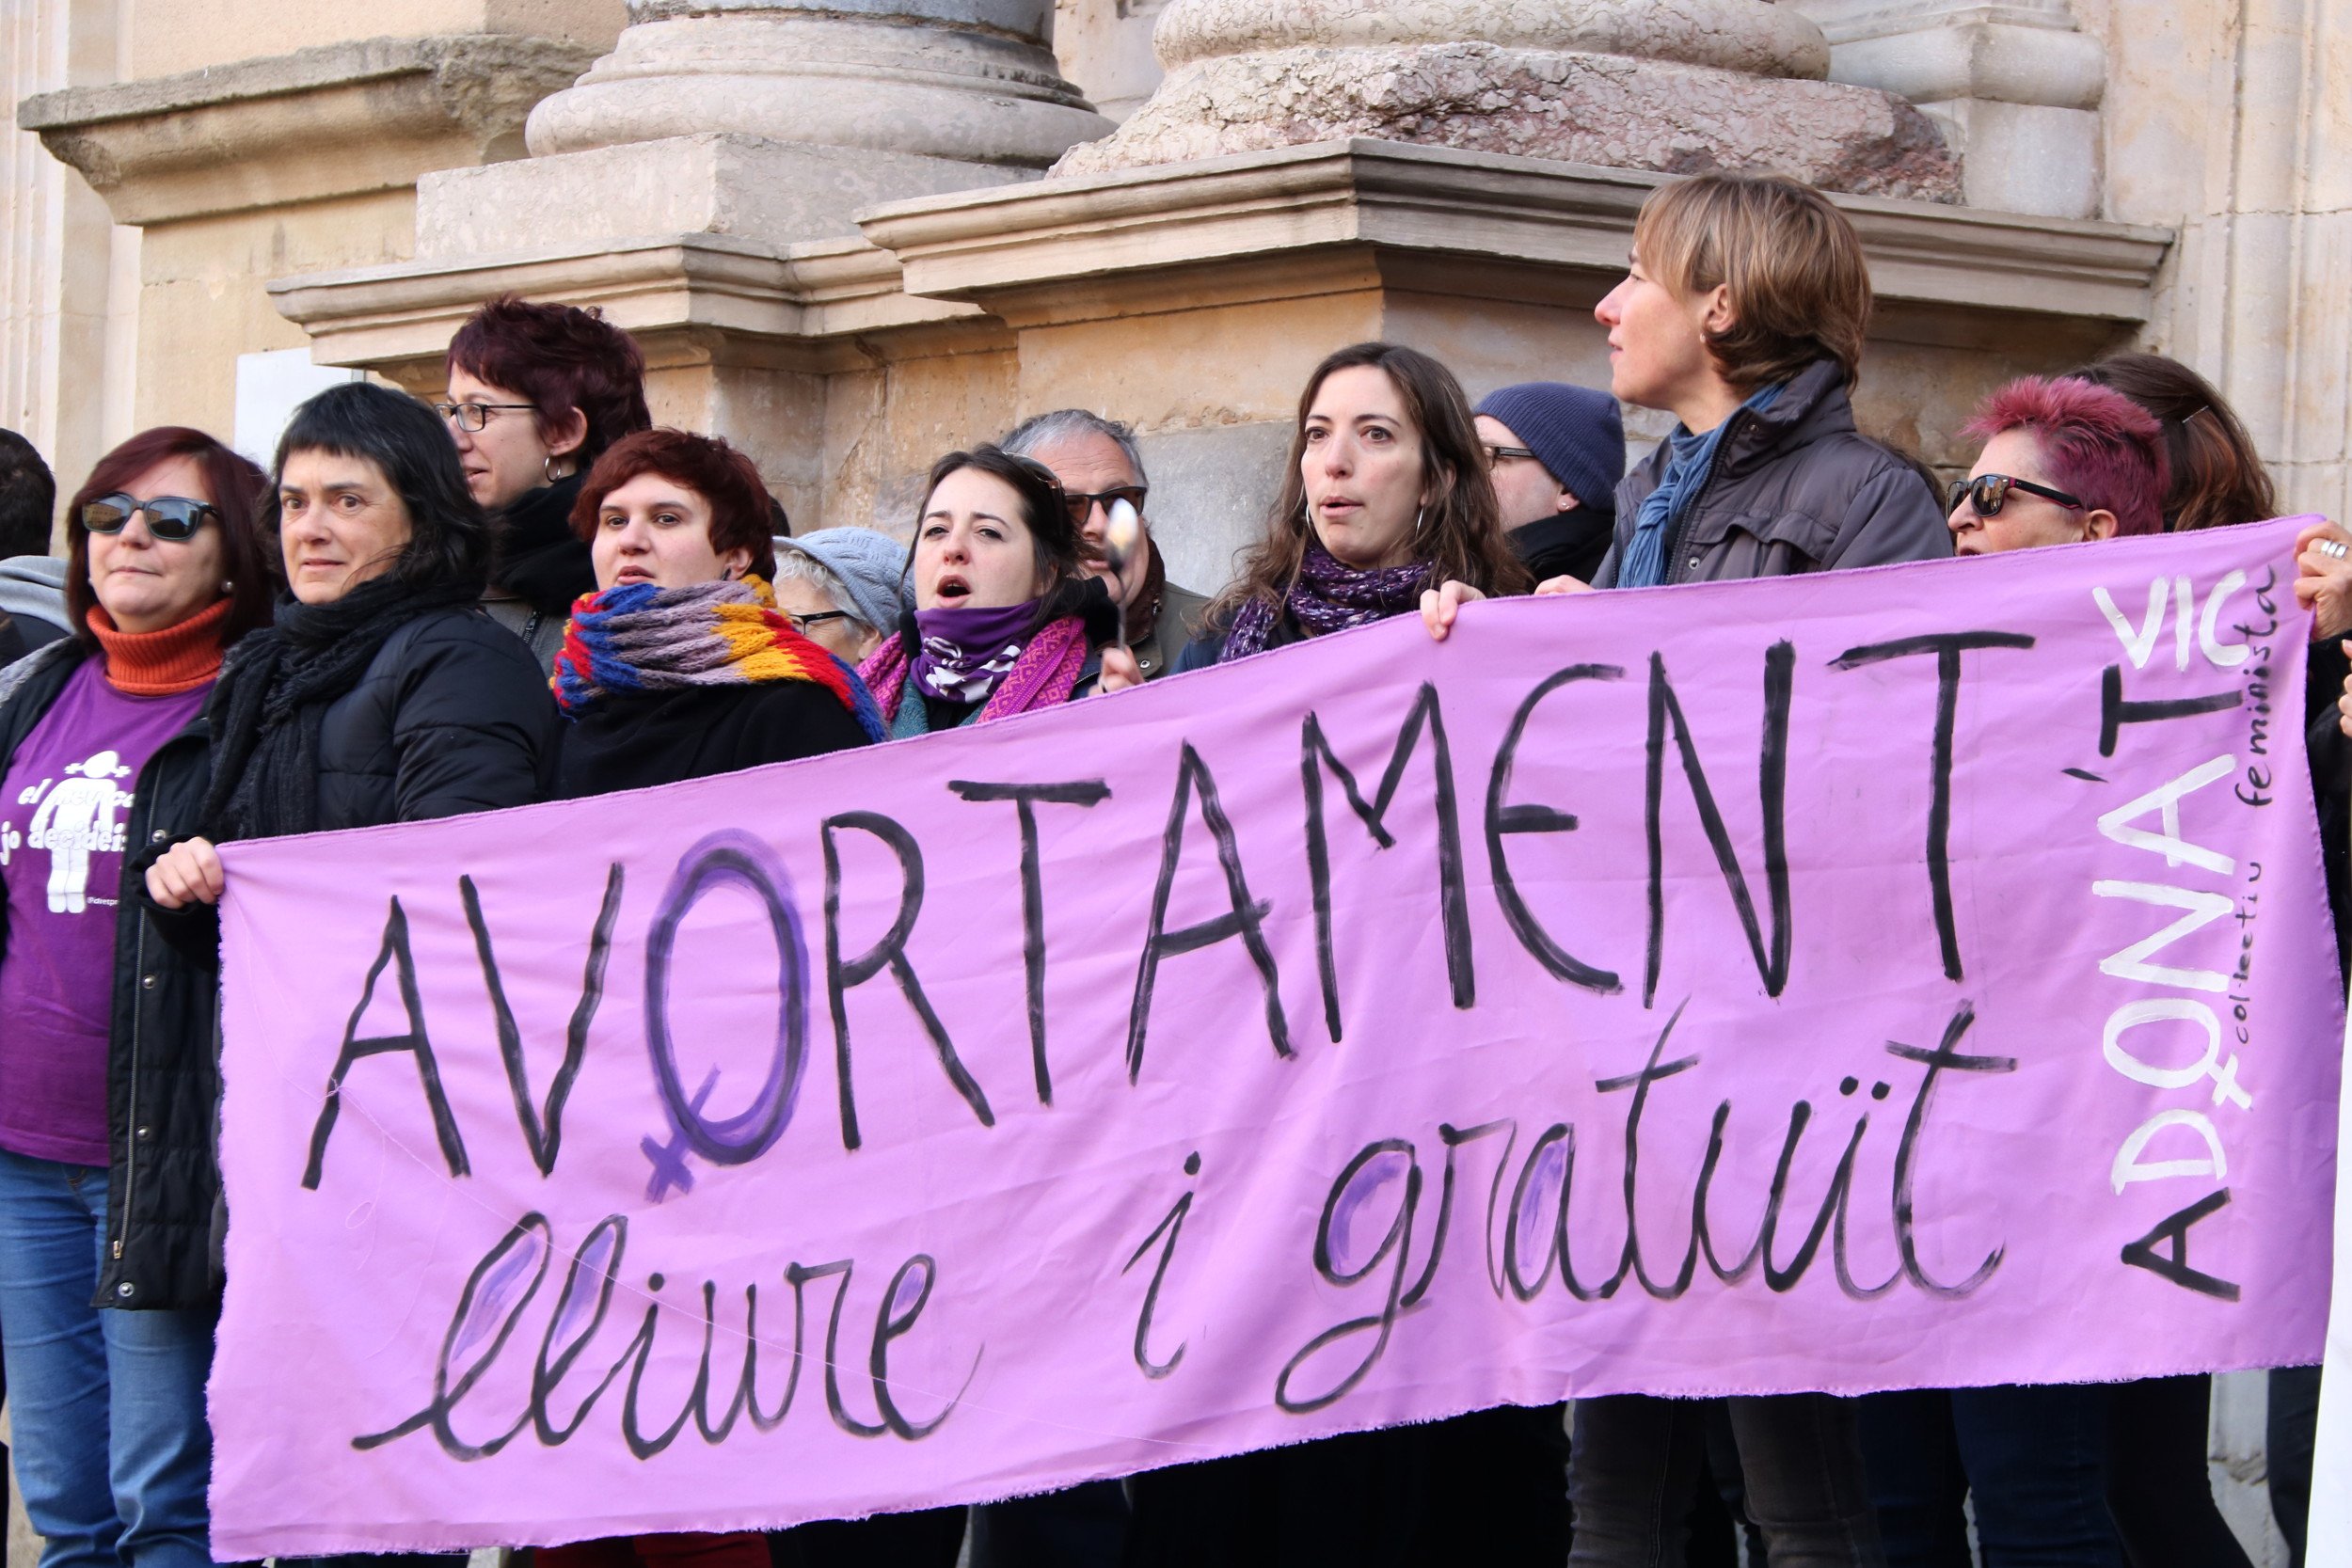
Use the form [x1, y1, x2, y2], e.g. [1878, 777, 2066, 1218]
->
[490, 473, 595, 617]
[201, 575, 479, 841]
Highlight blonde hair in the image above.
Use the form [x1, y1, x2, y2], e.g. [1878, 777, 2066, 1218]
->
[1633, 172, 1872, 392]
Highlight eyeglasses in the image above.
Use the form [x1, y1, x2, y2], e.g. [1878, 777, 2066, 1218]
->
[1946, 473, 2085, 518]
[80, 493, 219, 541]
[786, 610, 856, 636]
[434, 401, 535, 434]
[1483, 444, 1540, 469]
[1062, 484, 1149, 525]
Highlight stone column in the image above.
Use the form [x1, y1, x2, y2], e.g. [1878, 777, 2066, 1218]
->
[444, 0, 1114, 251]
[1055, 0, 1961, 200]
[1791, 0, 2106, 218]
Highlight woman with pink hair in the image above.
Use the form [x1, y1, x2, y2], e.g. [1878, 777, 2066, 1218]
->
[1861, 373, 2256, 1568]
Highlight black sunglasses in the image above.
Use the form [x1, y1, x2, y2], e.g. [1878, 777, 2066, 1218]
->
[1947, 473, 2084, 518]
[81, 493, 220, 542]
[1062, 483, 1149, 525]
[1483, 443, 1540, 468]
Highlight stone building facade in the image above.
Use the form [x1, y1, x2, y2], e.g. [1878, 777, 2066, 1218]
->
[0, 0, 2333, 1557]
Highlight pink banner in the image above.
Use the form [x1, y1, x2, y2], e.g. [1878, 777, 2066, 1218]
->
[210, 517, 2342, 1556]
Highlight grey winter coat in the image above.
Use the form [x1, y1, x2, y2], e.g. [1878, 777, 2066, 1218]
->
[1592, 358, 1949, 587]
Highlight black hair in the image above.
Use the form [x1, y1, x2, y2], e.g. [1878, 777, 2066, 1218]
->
[269, 381, 491, 595]
[0, 428, 56, 558]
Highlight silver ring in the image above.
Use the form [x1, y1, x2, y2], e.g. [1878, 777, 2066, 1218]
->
[2323, 539, 2348, 560]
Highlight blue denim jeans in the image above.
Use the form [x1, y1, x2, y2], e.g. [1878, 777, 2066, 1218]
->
[1567, 1393, 1884, 1568]
[0, 1146, 216, 1568]
[1858, 1386, 2122, 1566]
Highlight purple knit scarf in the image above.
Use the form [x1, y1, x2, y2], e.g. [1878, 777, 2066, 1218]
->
[1221, 535, 1433, 661]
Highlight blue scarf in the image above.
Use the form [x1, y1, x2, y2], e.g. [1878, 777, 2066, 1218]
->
[1615, 381, 1787, 590]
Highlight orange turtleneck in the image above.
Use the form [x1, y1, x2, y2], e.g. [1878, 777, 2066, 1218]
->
[87, 597, 232, 696]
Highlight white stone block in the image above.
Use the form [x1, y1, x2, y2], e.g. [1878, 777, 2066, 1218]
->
[414, 133, 1033, 255]
[1924, 97, 2102, 219]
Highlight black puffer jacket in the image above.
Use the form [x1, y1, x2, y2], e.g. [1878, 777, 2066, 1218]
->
[1593, 357, 1949, 586]
[310, 607, 559, 830]
[0, 641, 222, 1310]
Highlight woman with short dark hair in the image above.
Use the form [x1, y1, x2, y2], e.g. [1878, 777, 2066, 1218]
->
[442, 293, 653, 663]
[550, 428, 880, 800]
[0, 426, 270, 1568]
[858, 444, 1107, 735]
[143, 379, 557, 903]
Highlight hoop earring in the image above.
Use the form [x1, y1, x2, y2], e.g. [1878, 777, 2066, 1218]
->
[545, 454, 569, 484]
[1413, 506, 1426, 538]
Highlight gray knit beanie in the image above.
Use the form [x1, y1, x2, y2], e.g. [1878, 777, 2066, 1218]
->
[771, 527, 906, 633]
[1474, 382, 1627, 515]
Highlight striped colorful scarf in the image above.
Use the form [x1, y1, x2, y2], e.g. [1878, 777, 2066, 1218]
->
[859, 610, 1089, 730]
[552, 574, 885, 740]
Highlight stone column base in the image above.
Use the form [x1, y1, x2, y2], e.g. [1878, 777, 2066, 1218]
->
[413, 133, 1034, 254]
[1054, 43, 1961, 201]
[1921, 99, 2102, 222]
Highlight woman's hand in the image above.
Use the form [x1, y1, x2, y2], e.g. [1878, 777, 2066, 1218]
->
[1534, 574, 1592, 596]
[1420, 580, 1486, 642]
[145, 837, 226, 910]
[1096, 645, 1145, 694]
[2338, 647, 2352, 740]
[2294, 520, 2352, 641]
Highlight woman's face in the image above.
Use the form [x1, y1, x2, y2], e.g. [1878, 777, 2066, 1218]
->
[591, 471, 752, 592]
[771, 571, 882, 661]
[1595, 250, 1725, 417]
[1300, 364, 1430, 571]
[278, 450, 414, 605]
[444, 365, 582, 514]
[1949, 429, 2115, 556]
[86, 453, 229, 635]
[914, 467, 1045, 612]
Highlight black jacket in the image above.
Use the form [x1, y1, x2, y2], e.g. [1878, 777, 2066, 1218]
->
[0, 641, 224, 1309]
[311, 607, 559, 831]
[554, 683, 872, 799]
[1511, 511, 1614, 587]
[483, 474, 594, 670]
[1594, 358, 1949, 587]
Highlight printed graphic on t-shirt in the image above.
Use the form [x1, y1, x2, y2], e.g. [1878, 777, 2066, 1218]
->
[1, 750, 135, 913]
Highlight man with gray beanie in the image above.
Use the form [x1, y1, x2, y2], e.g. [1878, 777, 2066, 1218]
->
[1473, 381, 1627, 586]
[771, 526, 905, 665]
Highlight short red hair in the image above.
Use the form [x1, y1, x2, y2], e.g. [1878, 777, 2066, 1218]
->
[447, 294, 651, 466]
[1965, 376, 2169, 537]
[572, 429, 778, 578]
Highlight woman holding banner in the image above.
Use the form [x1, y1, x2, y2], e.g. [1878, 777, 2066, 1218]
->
[856, 443, 1111, 736]
[0, 426, 273, 1568]
[144, 381, 558, 913]
[1866, 372, 2189, 1568]
[548, 427, 882, 800]
[1116, 340, 1546, 1567]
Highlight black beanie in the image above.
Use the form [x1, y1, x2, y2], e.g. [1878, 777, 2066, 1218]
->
[1475, 382, 1628, 515]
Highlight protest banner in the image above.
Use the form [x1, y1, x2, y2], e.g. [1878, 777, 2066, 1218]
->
[209, 516, 2341, 1556]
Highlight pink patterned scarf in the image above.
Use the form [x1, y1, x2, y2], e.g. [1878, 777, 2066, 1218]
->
[858, 612, 1089, 729]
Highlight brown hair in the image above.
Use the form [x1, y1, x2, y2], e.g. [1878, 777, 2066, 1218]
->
[1634, 172, 1873, 392]
[572, 429, 778, 579]
[1209, 342, 1529, 631]
[65, 427, 275, 648]
[2067, 352, 2276, 531]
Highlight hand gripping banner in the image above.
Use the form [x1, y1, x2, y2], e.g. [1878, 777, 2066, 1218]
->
[210, 517, 2343, 1556]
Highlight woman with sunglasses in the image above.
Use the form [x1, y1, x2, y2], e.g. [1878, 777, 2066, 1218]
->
[1855, 372, 2170, 1568]
[441, 294, 653, 667]
[548, 429, 882, 802]
[858, 444, 1108, 736]
[0, 427, 273, 1568]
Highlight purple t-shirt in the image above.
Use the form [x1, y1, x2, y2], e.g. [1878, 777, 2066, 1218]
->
[0, 658, 205, 1166]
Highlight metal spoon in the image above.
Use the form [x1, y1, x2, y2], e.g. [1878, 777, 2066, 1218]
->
[1103, 497, 1142, 652]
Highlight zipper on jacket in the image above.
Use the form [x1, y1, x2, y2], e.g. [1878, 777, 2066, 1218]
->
[1659, 406, 1754, 586]
[114, 911, 147, 1266]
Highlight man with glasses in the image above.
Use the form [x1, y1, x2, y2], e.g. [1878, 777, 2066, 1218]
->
[1002, 409, 1209, 692]
[1473, 381, 1627, 587]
